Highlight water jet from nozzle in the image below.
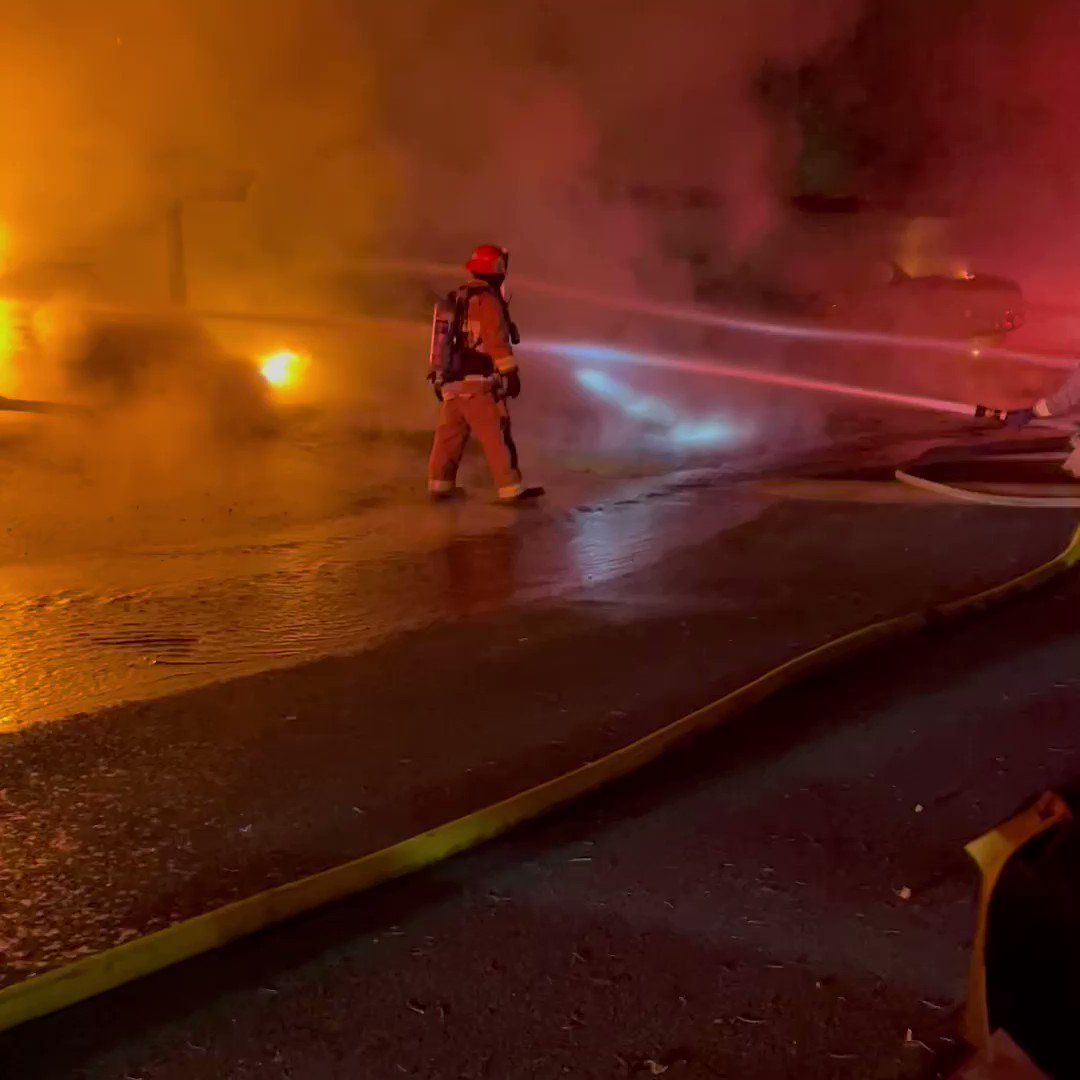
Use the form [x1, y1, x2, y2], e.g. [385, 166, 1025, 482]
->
[356, 258, 1077, 373]
[530, 340, 984, 419]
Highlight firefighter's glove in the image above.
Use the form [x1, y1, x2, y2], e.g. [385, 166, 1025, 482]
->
[505, 370, 521, 399]
[1003, 407, 1035, 431]
[427, 372, 444, 403]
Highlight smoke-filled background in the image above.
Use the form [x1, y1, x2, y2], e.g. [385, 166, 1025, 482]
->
[0, 1, 860, 290]
[0, 0, 1075, 559]
[796, 0, 1080, 300]
[0, 0, 1073, 293]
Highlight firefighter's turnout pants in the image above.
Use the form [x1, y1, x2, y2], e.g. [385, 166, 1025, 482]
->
[428, 377, 523, 499]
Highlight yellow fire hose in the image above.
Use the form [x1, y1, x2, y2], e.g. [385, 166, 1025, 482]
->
[0, 522, 1078, 1036]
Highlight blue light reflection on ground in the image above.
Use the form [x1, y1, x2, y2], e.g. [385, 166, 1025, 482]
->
[574, 366, 740, 448]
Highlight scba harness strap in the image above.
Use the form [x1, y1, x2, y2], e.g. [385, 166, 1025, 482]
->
[429, 279, 521, 391]
[444, 284, 520, 380]
[443, 284, 492, 383]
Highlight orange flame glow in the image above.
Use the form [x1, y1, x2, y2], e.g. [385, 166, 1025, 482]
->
[259, 349, 306, 388]
[0, 299, 21, 396]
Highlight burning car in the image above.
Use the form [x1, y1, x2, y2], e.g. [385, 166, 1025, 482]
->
[0, 260, 281, 438]
[627, 186, 1027, 347]
[820, 262, 1025, 345]
[67, 314, 279, 439]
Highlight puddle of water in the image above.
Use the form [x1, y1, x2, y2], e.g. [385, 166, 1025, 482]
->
[0, 408, 951, 730]
[0, 472, 771, 729]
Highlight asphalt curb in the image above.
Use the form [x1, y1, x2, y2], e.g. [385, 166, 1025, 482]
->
[2, 519, 1078, 1035]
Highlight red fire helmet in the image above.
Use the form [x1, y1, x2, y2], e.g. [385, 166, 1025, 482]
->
[465, 243, 509, 276]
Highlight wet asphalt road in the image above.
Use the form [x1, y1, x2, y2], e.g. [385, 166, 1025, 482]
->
[2, 439, 748, 729]
[0, 416, 1076, 1078]
[1, 469, 757, 728]
[3, 529, 1079, 1079]
[0, 492, 1068, 992]
[0, 412, 981, 730]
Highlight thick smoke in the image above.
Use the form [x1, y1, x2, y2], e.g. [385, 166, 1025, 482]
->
[2, 1, 903, 557]
[0, 1, 862, 295]
[808, 1, 1080, 309]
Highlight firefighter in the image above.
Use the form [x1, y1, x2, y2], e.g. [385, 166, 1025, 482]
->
[1004, 365, 1080, 477]
[427, 243, 538, 502]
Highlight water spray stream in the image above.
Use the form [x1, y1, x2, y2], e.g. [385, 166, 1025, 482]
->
[184, 296, 1065, 429]
[358, 258, 1077, 372]
[527, 340, 1072, 427]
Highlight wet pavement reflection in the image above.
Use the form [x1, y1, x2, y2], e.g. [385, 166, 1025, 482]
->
[0, 475, 769, 728]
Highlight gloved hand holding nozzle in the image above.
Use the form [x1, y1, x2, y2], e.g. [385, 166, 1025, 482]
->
[1000, 361, 1080, 431]
[982, 360, 1080, 478]
[1003, 407, 1035, 431]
